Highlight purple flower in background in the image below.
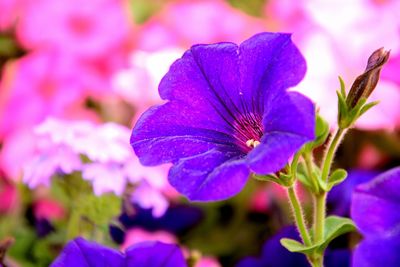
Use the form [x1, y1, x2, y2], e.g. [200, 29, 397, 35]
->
[51, 237, 187, 267]
[351, 166, 400, 267]
[236, 226, 350, 267]
[327, 170, 378, 216]
[131, 32, 315, 201]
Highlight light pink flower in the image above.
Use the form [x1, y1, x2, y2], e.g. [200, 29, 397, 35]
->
[265, 0, 400, 130]
[130, 181, 169, 217]
[136, 0, 265, 51]
[121, 228, 177, 251]
[34, 198, 65, 220]
[195, 258, 221, 267]
[23, 144, 82, 188]
[0, 0, 21, 30]
[22, 118, 170, 216]
[0, 50, 90, 139]
[0, 174, 18, 213]
[112, 49, 184, 110]
[16, 0, 131, 59]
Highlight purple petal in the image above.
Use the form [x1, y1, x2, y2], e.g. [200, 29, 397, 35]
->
[50, 237, 124, 267]
[351, 167, 400, 236]
[125, 241, 186, 267]
[131, 102, 237, 166]
[169, 149, 249, 201]
[239, 33, 306, 111]
[263, 91, 315, 139]
[247, 132, 309, 174]
[247, 91, 315, 174]
[352, 235, 400, 267]
[236, 258, 264, 267]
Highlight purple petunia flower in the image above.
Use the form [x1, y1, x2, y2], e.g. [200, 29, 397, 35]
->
[351, 166, 400, 267]
[131, 32, 315, 201]
[51, 237, 187, 267]
[236, 226, 350, 267]
[327, 170, 378, 216]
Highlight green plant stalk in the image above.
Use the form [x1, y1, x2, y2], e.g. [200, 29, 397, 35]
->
[320, 128, 347, 183]
[314, 192, 326, 243]
[287, 186, 312, 246]
[304, 152, 319, 193]
[311, 127, 348, 267]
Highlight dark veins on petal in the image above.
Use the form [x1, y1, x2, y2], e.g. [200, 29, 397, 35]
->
[190, 48, 264, 154]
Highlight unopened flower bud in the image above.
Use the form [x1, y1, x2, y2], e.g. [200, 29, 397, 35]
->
[346, 48, 390, 108]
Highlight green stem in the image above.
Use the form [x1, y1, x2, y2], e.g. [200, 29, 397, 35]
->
[287, 186, 312, 246]
[320, 128, 347, 183]
[312, 127, 347, 264]
[304, 152, 319, 193]
[314, 192, 326, 243]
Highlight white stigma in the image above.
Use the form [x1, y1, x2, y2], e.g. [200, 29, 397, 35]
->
[245, 139, 260, 148]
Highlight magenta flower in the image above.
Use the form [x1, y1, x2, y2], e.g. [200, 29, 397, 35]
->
[16, 0, 130, 59]
[131, 33, 315, 201]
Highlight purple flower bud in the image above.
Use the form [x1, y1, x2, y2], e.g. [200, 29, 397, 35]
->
[346, 48, 390, 108]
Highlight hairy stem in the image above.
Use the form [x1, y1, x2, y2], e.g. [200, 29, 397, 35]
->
[312, 127, 348, 266]
[320, 128, 347, 183]
[287, 186, 312, 246]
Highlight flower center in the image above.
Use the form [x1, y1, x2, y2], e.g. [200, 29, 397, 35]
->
[233, 113, 263, 153]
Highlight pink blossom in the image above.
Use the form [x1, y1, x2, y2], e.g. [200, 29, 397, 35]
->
[121, 228, 177, 251]
[21, 118, 170, 216]
[0, 174, 18, 213]
[136, 0, 265, 51]
[23, 144, 82, 188]
[265, 0, 400, 130]
[0, 50, 91, 139]
[112, 49, 184, 110]
[81, 162, 128, 196]
[130, 181, 169, 217]
[16, 0, 131, 59]
[0, 0, 21, 30]
[195, 258, 221, 267]
[34, 198, 65, 220]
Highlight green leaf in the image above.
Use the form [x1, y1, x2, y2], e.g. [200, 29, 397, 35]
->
[252, 174, 280, 183]
[358, 101, 380, 118]
[327, 169, 348, 190]
[348, 98, 367, 122]
[280, 216, 356, 256]
[66, 193, 121, 240]
[297, 170, 313, 190]
[317, 216, 356, 253]
[280, 238, 319, 254]
[338, 76, 346, 97]
[337, 90, 348, 128]
[315, 115, 330, 145]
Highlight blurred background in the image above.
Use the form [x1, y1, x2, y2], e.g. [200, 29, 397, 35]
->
[0, 0, 399, 266]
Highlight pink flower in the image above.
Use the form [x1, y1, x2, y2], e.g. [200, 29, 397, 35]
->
[0, 174, 18, 213]
[22, 118, 170, 216]
[16, 0, 131, 59]
[130, 181, 169, 217]
[265, 0, 400, 130]
[112, 49, 184, 110]
[0, 0, 21, 30]
[136, 0, 265, 51]
[121, 228, 177, 251]
[195, 258, 221, 267]
[34, 198, 65, 220]
[23, 144, 82, 188]
[0, 50, 91, 139]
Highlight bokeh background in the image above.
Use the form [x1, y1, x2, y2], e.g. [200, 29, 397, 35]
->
[0, 0, 399, 266]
